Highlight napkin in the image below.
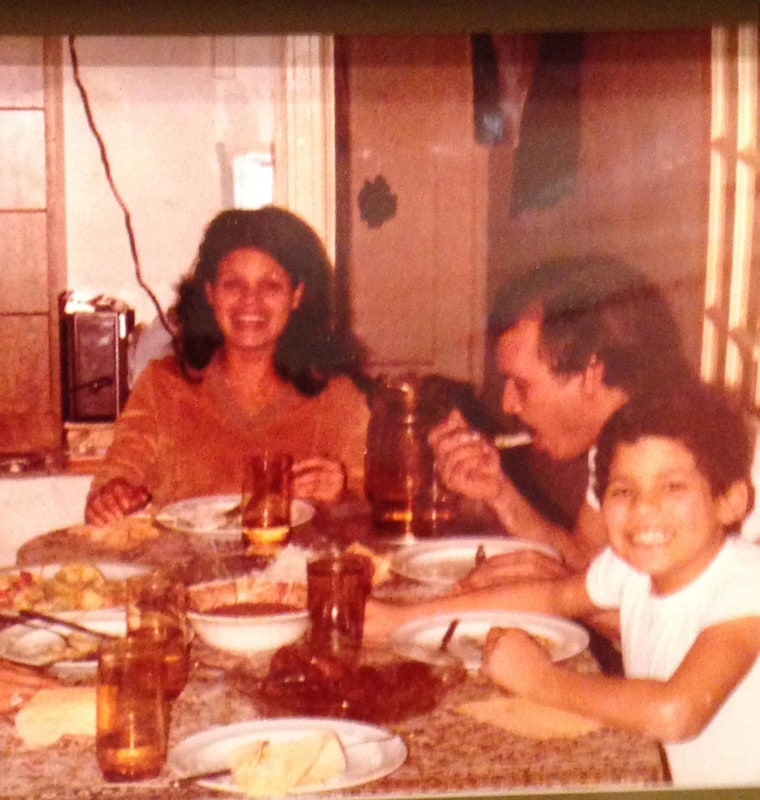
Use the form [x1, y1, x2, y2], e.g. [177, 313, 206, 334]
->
[456, 692, 601, 739]
[15, 687, 96, 748]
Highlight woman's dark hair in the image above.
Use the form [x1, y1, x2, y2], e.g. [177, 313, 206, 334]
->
[488, 256, 694, 398]
[173, 207, 366, 395]
[595, 381, 755, 505]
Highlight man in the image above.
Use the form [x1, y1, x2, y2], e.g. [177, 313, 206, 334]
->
[431, 255, 695, 580]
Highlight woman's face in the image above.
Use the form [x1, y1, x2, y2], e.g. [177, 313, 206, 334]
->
[205, 247, 304, 355]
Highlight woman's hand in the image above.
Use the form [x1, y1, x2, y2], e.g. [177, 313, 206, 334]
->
[292, 457, 346, 505]
[428, 410, 505, 504]
[457, 551, 570, 591]
[481, 626, 553, 694]
[85, 478, 151, 525]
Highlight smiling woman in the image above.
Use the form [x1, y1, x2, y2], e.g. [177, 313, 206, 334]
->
[84, 207, 370, 524]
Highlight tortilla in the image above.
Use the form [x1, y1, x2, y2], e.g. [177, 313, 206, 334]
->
[229, 732, 346, 796]
[456, 693, 601, 740]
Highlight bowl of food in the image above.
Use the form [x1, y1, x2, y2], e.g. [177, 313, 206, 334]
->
[187, 575, 309, 655]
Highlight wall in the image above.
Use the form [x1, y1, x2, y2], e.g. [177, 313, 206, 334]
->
[62, 36, 281, 325]
[486, 29, 711, 369]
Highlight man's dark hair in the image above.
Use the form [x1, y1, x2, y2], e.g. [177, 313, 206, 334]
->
[172, 206, 366, 395]
[488, 256, 693, 397]
[595, 380, 755, 503]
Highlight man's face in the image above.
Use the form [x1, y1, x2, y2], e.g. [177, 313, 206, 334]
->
[496, 313, 598, 460]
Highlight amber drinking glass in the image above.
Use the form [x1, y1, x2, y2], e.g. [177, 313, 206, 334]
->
[307, 553, 372, 662]
[96, 635, 167, 781]
[241, 451, 293, 550]
[126, 570, 189, 700]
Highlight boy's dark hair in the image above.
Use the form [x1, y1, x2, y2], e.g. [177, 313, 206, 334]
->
[595, 381, 755, 503]
[172, 206, 366, 395]
[488, 256, 693, 398]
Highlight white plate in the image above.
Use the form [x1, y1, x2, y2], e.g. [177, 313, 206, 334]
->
[389, 610, 589, 671]
[169, 717, 407, 794]
[390, 536, 560, 586]
[1, 561, 148, 583]
[0, 607, 126, 677]
[154, 495, 315, 541]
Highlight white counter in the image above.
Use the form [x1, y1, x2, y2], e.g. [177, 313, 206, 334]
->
[0, 474, 92, 566]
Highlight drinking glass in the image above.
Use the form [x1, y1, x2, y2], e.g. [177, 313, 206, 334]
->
[96, 635, 167, 781]
[126, 570, 190, 700]
[307, 553, 372, 662]
[241, 451, 293, 550]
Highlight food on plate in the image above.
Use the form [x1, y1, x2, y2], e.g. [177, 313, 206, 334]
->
[229, 732, 347, 796]
[345, 542, 392, 586]
[244, 641, 465, 724]
[0, 564, 126, 612]
[187, 576, 307, 614]
[67, 516, 158, 551]
[15, 686, 97, 748]
[3, 627, 100, 665]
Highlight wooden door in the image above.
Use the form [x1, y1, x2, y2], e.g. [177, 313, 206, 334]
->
[336, 36, 488, 386]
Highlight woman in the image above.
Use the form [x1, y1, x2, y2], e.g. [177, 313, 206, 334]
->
[85, 207, 370, 524]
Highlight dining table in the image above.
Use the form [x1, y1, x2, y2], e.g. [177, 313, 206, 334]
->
[1, 498, 670, 800]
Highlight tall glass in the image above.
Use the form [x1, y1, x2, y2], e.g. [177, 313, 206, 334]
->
[126, 570, 190, 700]
[96, 635, 167, 781]
[241, 451, 293, 550]
[307, 553, 372, 663]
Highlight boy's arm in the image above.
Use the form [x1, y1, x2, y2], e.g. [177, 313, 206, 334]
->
[364, 571, 594, 643]
[484, 615, 760, 741]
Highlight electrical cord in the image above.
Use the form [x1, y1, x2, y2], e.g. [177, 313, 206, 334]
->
[67, 35, 173, 337]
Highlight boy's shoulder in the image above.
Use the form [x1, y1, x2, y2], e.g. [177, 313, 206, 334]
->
[700, 538, 760, 624]
[721, 536, 760, 566]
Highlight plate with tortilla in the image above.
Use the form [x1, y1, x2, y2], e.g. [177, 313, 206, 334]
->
[169, 717, 407, 795]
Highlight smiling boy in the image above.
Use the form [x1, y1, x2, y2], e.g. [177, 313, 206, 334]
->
[479, 383, 760, 787]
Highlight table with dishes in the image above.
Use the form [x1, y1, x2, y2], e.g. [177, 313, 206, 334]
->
[0, 495, 669, 799]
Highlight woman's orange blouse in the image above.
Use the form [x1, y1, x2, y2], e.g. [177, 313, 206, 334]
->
[88, 355, 370, 508]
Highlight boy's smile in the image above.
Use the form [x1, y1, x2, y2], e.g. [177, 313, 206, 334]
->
[602, 436, 731, 595]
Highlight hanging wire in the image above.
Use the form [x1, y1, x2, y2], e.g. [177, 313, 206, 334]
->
[67, 35, 173, 336]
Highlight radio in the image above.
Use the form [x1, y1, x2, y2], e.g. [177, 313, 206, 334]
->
[59, 292, 135, 422]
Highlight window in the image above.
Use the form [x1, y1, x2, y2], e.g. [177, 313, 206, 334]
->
[702, 23, 760, 410]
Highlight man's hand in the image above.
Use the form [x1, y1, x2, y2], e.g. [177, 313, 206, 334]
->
[457, 550, 570, 591]
[429, 410, 505, 503]
[85, 478, 151, 525]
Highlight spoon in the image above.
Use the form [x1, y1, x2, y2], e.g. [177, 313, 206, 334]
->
[15, 609, 120, 640]
[438, 618, 460, 652]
